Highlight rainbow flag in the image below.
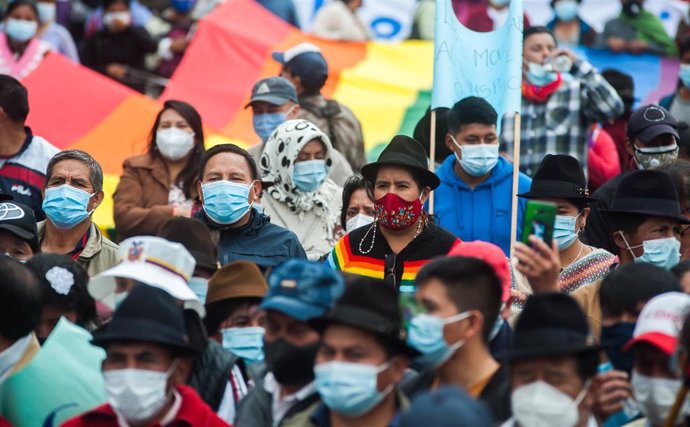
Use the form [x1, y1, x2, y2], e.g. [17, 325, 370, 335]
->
[21, 0, 680, 232]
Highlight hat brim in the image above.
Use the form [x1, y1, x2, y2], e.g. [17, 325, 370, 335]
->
[0, 223, 39, 252]
[91, 318, 199, 356]
[636, 124, 679, 143]
[517, 191, 596, 202]
[361, 162, 440, 190]
[271, 52, 285, 64]
[260, 295, 325, 322]
[188, 249, 218, 272]
[499, 344, 603, 361]
[89, 263, 204, 317]
[600, 208, 690, 224]
[244, 94, 294, 109]
[623, 332, 677, 355]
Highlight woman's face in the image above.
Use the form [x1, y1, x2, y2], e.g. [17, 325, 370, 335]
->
[157, 108, 193, 134]
[296, 139, 326, 163]
[346, 188, 376, 222]
[105, 1, 130, 13]
[373, 165, 424, 202]
[36, 305, 78, 341]
[6, 5, 38, 23]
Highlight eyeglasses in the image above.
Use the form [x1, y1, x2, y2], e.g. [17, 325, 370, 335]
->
[384, 253, 397, 288]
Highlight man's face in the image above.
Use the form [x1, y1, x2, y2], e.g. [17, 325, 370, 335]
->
[523, 33, 556, 67]
[512, 356, 584, 397]
[316, 324, 407, 397]
[250, 100, 297, 118]
[103, 341, 175, 373]
[44, 159, 102, 213]
[633, 342, 675, 379]
[445, 123, 498, 158]
[263, 310, 320, 346]
[0, 230, 33, 261]
[630, 133, 677, 151]
[280, 68, 303, 96]
[198, 151, 260, 204]
[373, 166, 427, 204]
[615, 217, 681, 259]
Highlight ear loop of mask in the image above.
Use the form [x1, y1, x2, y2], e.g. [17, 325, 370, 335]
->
[617, 231, 643, 259]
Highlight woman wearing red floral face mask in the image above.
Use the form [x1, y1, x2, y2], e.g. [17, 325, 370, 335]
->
[326, 135, 462, 288]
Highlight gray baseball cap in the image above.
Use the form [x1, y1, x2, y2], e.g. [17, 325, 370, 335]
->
[245, 77, 298, 108]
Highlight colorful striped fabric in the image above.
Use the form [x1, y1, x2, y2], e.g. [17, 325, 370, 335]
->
[20, 0, 680, 231]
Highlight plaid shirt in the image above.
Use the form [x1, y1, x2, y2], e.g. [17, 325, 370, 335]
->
[500, 60, 624, 177]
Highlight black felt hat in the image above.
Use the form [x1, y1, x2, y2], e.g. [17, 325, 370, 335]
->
[602, 170, 690, 224]
[361, 135, 440, 190]
[92, 284, 198, 356]
[501, 293, 601, 361]
[518, 154, 593, 201]
[158, 217, 219, 271]
[311, 277, 419, 357]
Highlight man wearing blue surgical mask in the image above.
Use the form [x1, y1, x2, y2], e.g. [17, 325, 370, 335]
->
[246, 76, 354, 187]
[434, 96, 531, 256]
[38, 150, 118, 277]
[196, 143, 306, 270]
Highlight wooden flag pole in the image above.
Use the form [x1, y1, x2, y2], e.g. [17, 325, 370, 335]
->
[429, 109, 437, 215]
[509, 113, 522, 258]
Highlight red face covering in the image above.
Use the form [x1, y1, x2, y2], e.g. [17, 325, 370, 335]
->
[375, 193, 422, 230]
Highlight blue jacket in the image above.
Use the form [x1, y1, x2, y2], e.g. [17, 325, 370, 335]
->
[433, 155, 531, 255]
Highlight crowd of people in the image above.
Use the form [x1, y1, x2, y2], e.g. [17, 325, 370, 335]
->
[3, 0, 690, 426]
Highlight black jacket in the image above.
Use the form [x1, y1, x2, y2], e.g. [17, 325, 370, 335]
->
[188, 340, 237, 411]
[581, 172, 629, 253]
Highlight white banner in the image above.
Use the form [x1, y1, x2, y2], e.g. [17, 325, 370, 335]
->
[293, 0, 689, 41]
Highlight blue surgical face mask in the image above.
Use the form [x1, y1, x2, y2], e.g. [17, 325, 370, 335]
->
[5, 18, 38, 42]
[188, 277, 208, 302]
[114, 291, 129, 308]
[679, 64, 690, 89]
[554, 214, 580, 251]
[452, 138, 499, 177]
[253, 113, 286, 142]
[527, 62, 558, 86]
[293, 159, 328, 193]
[36, 2, 57, 23]
[554, 0, 578, 21]
[619, 232, 681, 270]
[221, 327, 265, 364]
[315, 360, 394, 417]
[42, 184, 95, 230]
[407, 312, 470, 370]
[202, 180, 253, 225]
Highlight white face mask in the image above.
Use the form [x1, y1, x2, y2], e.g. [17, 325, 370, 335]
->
[103, 362, 177, 423]
[512, 380, 589, 427]
[345, 213, 375, 233]
[632, 371, 689, 426]
[156, 128, 195, 161]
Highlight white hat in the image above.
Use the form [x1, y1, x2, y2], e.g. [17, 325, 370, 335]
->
[88, 236, 204, 316]
[624, 292, 690, 355]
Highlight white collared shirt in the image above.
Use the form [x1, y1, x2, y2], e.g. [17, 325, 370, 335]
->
[0, 333, 32, 384]
[263, 372, 316, 427]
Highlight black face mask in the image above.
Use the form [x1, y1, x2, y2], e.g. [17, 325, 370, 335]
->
[622, 1, 643, 17]
[264, 338, 319, 387]
[601, 322, 637, 373]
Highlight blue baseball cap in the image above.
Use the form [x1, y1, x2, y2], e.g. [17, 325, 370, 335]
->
[272, 43, 328, 87]
[260, 260, 344, 321]
[401, 386, 493, 427]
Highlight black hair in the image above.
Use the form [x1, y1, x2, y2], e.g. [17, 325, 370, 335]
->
[600, 263, 680, 317]
[5, 0, 38, 21]
[184, 308, 209, 352]
[446, 96, 498, 135]
[576, 351, 600, 382]
[656, 159, 690, 212]
[0, 75, 29, 123]
[0, 256, 41, 341]
[200, 144, 258, 182]
[413, 107, 453, 162]
[26, 253, 99, 331]
[416, 257, 502, 343]
[680, 35, 690, 58]
[607, 213, 648, 255]
[672, 260, 690, 281]
[340, 174, 372, 228]
[203, 297, 262, 337]
[523, 26, 556, 44]
[149, 100, 205, 199]
[103, 0, 131, 9]
[601, 69, 635, 116]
